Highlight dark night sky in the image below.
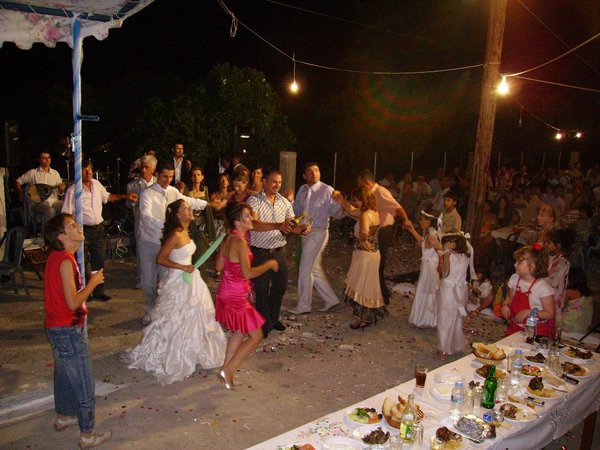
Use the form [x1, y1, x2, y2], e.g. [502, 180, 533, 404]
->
[1, 0, 599, 169]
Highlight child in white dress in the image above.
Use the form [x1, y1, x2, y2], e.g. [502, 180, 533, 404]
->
[437, 233, 471, 358]
[405, 210, 442, 328]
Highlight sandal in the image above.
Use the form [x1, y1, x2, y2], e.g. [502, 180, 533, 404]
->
[79, 431, 111, 448]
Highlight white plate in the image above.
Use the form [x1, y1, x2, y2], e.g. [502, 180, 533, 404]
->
[345, 407, 381, 426]
[519, 364, 545, 378]
[560, 364, 591, 379]
[322, 436, 364, 450]
[430, 382, 453, 402]
[276, 443, 317, 450]
[525, 386, 563, 401]
[523, 355, 547, 366]
[435, 370, 464, 384]
[560, 347, 595, 365]
[498, 403, 538, 423]
[439, 418, 486, 444]
[352, 425, 392, 446]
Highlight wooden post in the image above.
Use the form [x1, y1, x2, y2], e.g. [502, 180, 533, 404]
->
[466, 0, 507, 239]
[373, 152, 378, 179]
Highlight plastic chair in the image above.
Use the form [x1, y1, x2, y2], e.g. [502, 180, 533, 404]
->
[0, 226, 31, 299]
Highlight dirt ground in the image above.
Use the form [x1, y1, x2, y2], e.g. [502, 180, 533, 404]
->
[1, 231, 599, 449]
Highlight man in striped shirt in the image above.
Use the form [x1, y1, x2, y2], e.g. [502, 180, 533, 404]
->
[247, 168, 309, 337]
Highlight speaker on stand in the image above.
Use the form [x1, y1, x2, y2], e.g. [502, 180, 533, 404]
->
[0, 120, 21, 167]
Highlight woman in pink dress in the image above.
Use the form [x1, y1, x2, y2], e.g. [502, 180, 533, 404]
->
[215, 202, 279, 389]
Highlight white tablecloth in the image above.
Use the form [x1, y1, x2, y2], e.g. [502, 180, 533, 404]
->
[247, 333, 600, 449]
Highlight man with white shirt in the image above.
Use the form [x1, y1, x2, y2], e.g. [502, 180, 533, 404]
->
[138, 160, 209, 326]
[15, 151, 66, 225]
[287, 162, 345, 314]
[62, 159, 137, 301]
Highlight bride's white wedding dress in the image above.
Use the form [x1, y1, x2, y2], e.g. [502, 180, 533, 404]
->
[128, 242, 226, 385]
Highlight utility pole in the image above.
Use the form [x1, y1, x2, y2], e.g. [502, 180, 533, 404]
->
[466, 0, 507, 239]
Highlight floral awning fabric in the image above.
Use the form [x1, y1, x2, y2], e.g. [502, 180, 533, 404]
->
[0, 0, 154, 49]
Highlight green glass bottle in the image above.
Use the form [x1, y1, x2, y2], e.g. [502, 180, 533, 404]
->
[481, 365, 498, 409]
[399, 394, 416, 443]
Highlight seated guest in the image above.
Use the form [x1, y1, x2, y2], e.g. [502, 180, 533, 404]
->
[492, 194, 513, 227]
[559, 266, 593, 333]
[378, 172, 398, 198]
[536, 203, 556, 243]
[468, 268, 494, 316]
[15, 151, 66, 224]
[414, 175, 432, 201]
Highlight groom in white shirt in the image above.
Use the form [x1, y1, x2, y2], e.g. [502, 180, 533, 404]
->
[287, 162, 345, 314]
[138, 160, 209, 326]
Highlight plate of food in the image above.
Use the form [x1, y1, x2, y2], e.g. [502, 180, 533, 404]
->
[435, 370, 464, 384]
[346, 407, 381, 425]
[520, 364, 544, 378]
[475, 364, 507, 380]
[381, 396, 424, 429]
[524, 352, 547, 366]
[353, 425, 391, 447]
[560, 346, 594, 364]
[499, 403, 538, 423]
[433, 426, 463, 449]
[276, 444, 317, 450]
[526, 376, 563, 400]
[431, 382, 453, 402]
[560, 361, 591, 378]
[440, 415, 496, 444]
[321, 437, 363, 450]
[472, 342, 506, 366]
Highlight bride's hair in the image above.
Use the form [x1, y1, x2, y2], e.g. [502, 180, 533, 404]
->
[161, 199, 186, 245]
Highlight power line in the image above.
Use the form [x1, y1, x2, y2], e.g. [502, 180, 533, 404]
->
[504, 30, 600, 77]
[511, 98, 560, 131]
[514, 75, 600, 94]
[218, 0, 484, 76]
[517, 0, 600, 76]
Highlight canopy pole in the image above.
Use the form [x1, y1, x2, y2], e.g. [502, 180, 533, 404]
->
[71, 18, 85, 280]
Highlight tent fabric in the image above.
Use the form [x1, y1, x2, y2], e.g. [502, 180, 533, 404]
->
[0, 0, 154, 49]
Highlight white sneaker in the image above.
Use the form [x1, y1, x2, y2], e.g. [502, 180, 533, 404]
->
[79, 430, 111, 448]
[286, 307, 310, 315]
[317, 301, 341, 312]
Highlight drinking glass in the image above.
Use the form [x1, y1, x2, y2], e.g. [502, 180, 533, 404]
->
[554, 327, 563, 345]
[496, 377, 509, 402]
[415, 365, 428, 390]
[473, 386, 484, 413]
[429, 436, 444, 450]
[463, 389, 475, 415]
[413, 424, 424, 446]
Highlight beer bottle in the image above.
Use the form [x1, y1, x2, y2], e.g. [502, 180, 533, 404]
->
[399, 394, 416, 443]
[481, 365, 498, 409]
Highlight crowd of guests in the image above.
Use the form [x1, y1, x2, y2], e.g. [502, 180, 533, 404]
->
[12, 142, 597, 448]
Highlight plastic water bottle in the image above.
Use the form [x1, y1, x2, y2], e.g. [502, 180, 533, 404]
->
[525, 308, 539, 344]
[449, 381, 465, 422]
[510, 349, 523, 390]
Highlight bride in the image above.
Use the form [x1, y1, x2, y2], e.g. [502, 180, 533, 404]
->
[128, 199, 226, 385]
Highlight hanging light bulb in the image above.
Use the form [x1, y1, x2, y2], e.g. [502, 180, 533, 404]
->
[497, 75, 509, 95]
[555, 131, 563, 140]
[289, 52, 300, 94]
[575, 131, 582, 138]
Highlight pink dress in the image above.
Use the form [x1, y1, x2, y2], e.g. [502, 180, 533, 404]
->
[215, 232, 265, 333]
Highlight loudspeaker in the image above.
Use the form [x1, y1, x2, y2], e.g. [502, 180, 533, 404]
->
[1, 120, 21, 167]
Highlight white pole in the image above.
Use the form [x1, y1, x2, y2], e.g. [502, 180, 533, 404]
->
[332, 152, 337, 189]
[373, 152, 377, 179]
[443, 152, 447, 171]
[542, 151, 546, 167]
[410, 151, 414, 173]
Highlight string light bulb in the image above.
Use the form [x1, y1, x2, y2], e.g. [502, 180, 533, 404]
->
[575, 131, 582, 138]
[289, 52, 300, 94]
[555, 131, 563, 140]
[497, 75, 509, 95]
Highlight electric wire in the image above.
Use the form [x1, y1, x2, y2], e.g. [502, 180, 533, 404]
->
[514, 75, 600, 94]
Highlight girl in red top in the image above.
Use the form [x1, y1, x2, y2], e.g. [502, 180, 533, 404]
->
[44, 213, 110, 448]
[501, 244, 555, 337]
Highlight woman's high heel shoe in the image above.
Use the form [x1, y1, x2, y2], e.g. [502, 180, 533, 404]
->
[217, 369, 234, 390]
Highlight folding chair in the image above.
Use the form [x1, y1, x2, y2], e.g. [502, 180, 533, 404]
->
[0, 226, 31, 299]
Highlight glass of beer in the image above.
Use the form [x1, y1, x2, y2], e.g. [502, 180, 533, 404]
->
[415, 365, 428, 390]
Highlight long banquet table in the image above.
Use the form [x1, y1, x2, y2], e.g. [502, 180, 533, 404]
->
[247, 333, 600, 449]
